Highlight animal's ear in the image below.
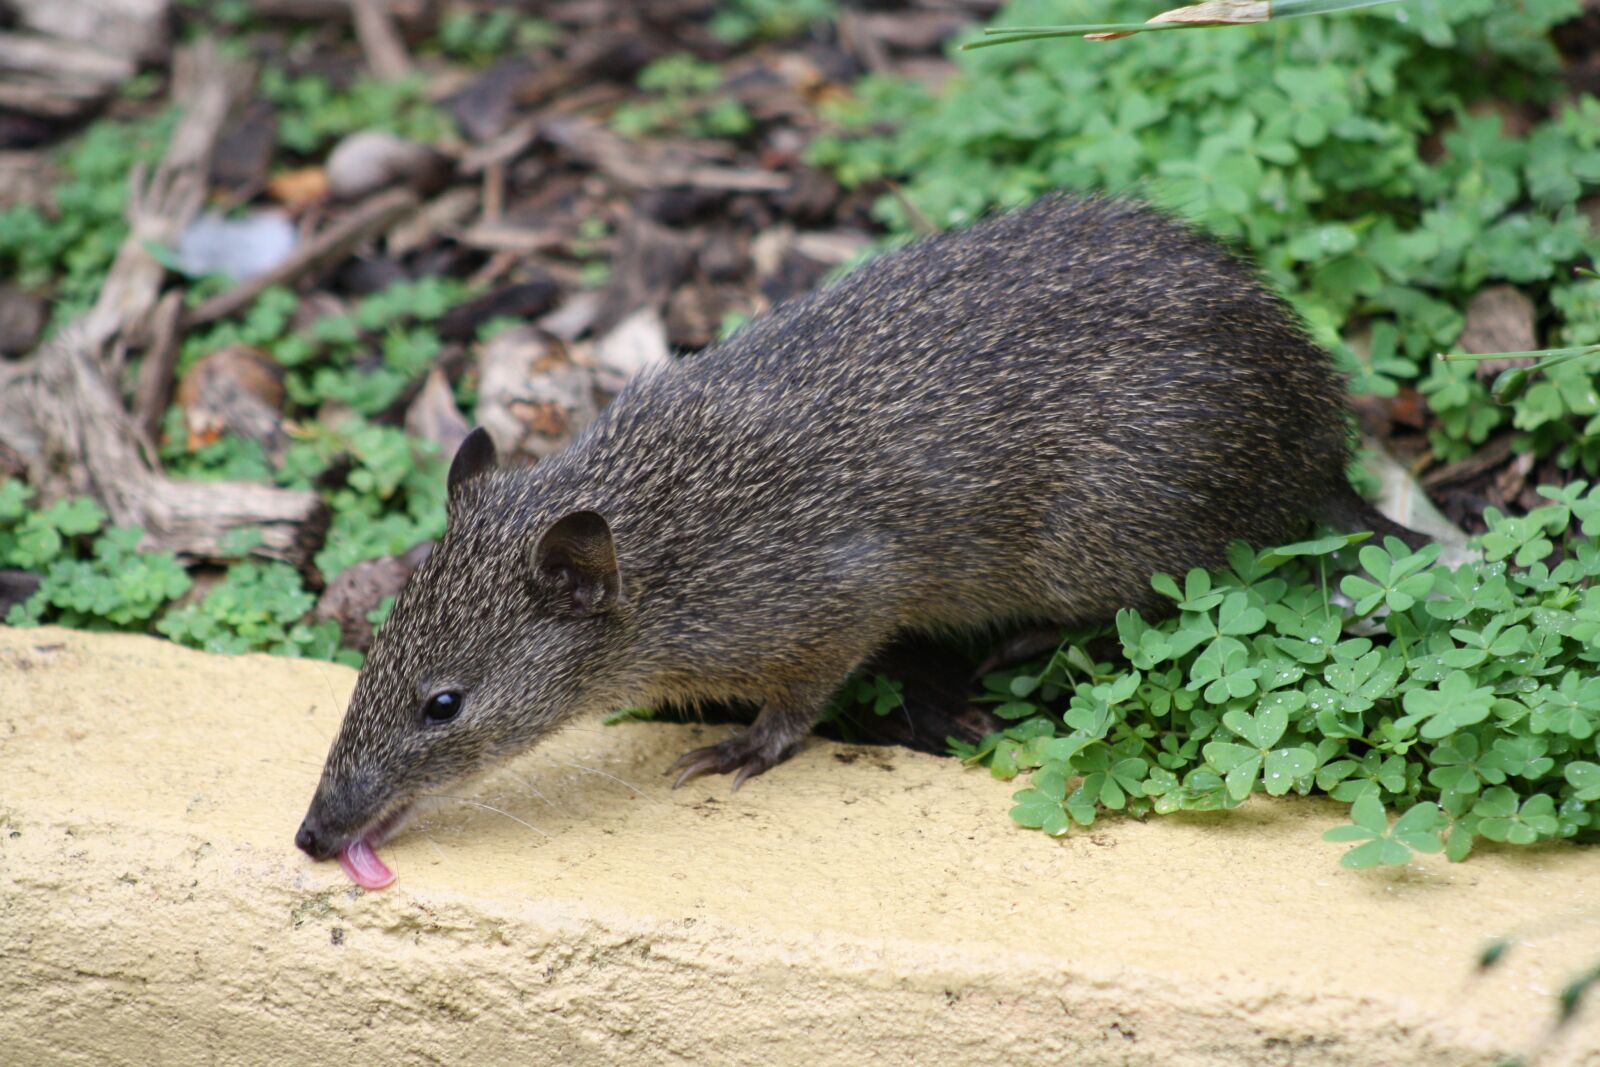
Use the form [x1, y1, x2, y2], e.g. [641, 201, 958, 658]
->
[448, 427, 498, 496]
[529, 510, 623, 617]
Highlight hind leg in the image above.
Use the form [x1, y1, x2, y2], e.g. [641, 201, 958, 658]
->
[1321, 487, 1431, 551]
[974, 626, 1066, 677]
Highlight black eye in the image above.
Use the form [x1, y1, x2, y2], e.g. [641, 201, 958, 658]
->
[422, 690, 464, 725]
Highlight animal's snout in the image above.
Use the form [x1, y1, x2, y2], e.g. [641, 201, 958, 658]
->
[294, 816, 334, 860]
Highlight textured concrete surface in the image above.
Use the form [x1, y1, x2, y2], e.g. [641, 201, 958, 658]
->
[3, 626, 1599, 1067]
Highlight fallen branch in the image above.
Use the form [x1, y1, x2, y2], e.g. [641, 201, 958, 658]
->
[0, 361, 41, 476]
[27, 328, 328, 565]
[8, 0, 171, 65]
[453, 222, 568, 254]
[0, 30, 133, 118]
[247, 0, 432, 25]
[966, 0, 1397, 45]
[542, 117, 792, 192]
[458, 116, 539, 176]
[131, 290, 186, 445]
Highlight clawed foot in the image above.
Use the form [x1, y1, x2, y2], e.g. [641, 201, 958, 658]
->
[669, 731, 799, 791]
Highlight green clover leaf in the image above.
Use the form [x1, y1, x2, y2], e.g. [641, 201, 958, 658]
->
[1340, 542, 1440, 616]
[1152, 568, 1225, 612]
[1528, 672, 1600, 740]
[1427, 731, 1508, 799]
[1324, 649, 1404, 713]
[1203, 704, 1315, 800]
[1399, 671, 1495, 740]
[1324, 795, 1446, 869]
[1011, 765, 1070, 837]
[1188, 640, 1261, 704]
[1473, 788, 1559, 845]
[1566, 762, 1600, 802]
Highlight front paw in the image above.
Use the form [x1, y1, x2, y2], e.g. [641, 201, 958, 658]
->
[669, 731, 798, 791]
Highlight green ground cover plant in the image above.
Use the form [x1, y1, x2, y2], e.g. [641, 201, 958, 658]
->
[966, 0, 1407, 47]
[259, 69, 452, 156]
[0, 479, 345, 658]
[804, 0, 1600, 871]
[709, 0, 839, 43]
[966, 491, 1600, 866]
[812, 0, 1600, 870]
[1, 483, 188, 630]
[1, 471, 358, 661]
[435, 7, 560, 64]
[810, 0, 1600, 468]
[611, 54, 754, 139]
[0, 51, 469, 660]
[155, 557, 343, 658]
[3, 191, 465, 659]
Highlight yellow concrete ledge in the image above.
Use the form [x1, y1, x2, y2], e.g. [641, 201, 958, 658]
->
[3, 626, 1599, 1066]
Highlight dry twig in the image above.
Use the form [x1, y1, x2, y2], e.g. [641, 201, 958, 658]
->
[82, 42, 235, 360]
[351, 0, 412, 80]
[542, 117, 792, 192]
[130, 290, 185, 446]
[28, 328, 327, 564]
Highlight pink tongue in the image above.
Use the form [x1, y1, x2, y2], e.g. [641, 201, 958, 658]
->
[336, 837, 396, 890]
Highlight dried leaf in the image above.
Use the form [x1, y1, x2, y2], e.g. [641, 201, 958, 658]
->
[266, 166, 330, 209]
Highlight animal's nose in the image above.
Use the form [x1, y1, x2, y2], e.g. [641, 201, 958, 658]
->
[295, 818, 329, 860]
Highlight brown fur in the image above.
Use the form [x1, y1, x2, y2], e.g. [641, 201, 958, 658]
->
[295, 194, 1414, 859]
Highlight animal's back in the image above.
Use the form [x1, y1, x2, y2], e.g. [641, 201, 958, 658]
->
[554, 194, 1350, 640]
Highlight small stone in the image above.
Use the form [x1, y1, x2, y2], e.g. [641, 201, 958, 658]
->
[0, 285, 47, 356]
[174, 345, 287, 457]
[324, 130, 453, 201]
[312, 545, 431, 653]
[176, 211, 297, 283]
[1458, 285, 1538, 382]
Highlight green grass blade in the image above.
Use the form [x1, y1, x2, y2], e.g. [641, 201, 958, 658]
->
[1438, 343, 1600, 364]
[1434, 344, 1600, 405]
[1272, 0, 1399, 13]
[983, 23, 1208, 34]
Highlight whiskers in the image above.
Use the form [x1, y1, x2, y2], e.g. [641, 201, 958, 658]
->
[310, 658, 350, 718]
[258, 756, 324, 781]
[501, 770, 567, 813]
[543, 756, 648, 799]
[420, 793, 551, 840]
